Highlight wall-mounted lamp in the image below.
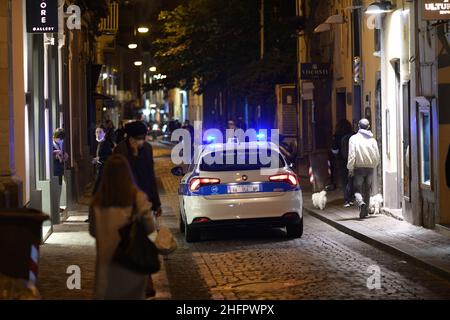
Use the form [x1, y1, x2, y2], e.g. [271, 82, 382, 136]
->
[128, 43, 138, 49]
[324, 14, 345, 24]
[314, 23, 331, 33]
[134, 61, 143, 66]
[365, 1, 394, 15]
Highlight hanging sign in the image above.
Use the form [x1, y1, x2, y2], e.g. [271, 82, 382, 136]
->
[26, 0, 59, 33]
[423, 1, 450, 20]
[300, 63, 331, 80]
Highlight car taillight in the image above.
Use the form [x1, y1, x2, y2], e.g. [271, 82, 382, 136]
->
[193, 217, 211, 223]
[269, 173, 298, 186]
[189, 177, 220, 192]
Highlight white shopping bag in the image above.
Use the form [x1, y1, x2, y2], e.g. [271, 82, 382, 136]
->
[149, 218, 177, 255]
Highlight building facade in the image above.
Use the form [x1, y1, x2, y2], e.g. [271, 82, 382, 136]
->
[297, 0, 450, 229]
[0, 0, 112, 240]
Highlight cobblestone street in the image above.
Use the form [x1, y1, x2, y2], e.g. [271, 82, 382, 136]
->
[38, 144, 450, 300]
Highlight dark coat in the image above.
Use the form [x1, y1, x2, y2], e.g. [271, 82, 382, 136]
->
[331, 132, 354, 161]
[53, 141, 65, 177]
[114, 141, 161, 210]
[115, 128, 126, 144]
[93, 139, 114, 194]
[96, 139, 114, 166]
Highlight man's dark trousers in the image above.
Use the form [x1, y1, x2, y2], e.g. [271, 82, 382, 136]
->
[353, 167, 374, 217]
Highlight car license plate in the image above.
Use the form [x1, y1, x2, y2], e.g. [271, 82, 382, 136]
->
[227, 184, 261, 194]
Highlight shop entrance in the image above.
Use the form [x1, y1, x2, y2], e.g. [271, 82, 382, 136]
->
[393, 59, 403, 210]
[335, 90, 347, 124]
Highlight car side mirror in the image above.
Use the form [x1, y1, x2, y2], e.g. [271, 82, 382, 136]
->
[171, 166, 185, 177]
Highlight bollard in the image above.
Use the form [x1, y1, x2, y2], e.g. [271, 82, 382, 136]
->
[0, 209, 49, 284]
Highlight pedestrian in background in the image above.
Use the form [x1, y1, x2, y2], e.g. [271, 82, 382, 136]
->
[115, 121, 126, 145]
[182, 120, 195, 159]
[347, 119, 380, 219]
[105, 119, 117, 146]
[114, 121, 162, 298]
[331, 119, 355, 207]
[52, 128, 69, 186]
[89, 154, 155, 300]
[92, 125, 114, 195]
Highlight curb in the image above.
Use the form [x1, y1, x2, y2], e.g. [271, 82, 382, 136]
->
[304, 206, 450, 282]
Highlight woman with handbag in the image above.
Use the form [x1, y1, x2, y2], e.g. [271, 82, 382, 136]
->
[89, 154, 158, 300]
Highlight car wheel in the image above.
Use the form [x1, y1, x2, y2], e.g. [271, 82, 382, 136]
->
[286, 218, 303, 239]
[185, 224, 201, 243]
[179, 211, 185, 233]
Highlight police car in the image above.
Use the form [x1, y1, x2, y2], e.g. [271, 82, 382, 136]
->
[171, 141, 303, 242]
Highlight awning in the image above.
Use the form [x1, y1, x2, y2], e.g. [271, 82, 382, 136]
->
[93, 92, 114, 101]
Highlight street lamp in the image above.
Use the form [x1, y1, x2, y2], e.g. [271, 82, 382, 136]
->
[134, 61, 143, 66]
[137, 26, 149, 33]
[128, 43, 137, 49]
[149, 66, 157, 72]
[365, 1, 394, 15]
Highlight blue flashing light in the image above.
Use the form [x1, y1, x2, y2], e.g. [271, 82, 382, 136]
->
[256, 132, 266, 140]
[206, 135, 216, 143]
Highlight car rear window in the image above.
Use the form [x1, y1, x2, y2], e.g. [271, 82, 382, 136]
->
[199, 149, 286, 172]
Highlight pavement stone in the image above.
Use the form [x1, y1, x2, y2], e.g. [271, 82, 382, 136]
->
[303, 191, 450, 281]
[37, 144, 450, 300]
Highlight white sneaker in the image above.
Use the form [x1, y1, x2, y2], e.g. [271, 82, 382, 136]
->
[343, 202, 352, 208]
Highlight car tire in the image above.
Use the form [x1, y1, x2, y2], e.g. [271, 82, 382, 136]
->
[185, 224, 201, 243]
[179, 211, 186, 233]
[286, 218, 303, 239]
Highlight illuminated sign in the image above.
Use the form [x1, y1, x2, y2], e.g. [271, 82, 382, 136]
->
[300, 63, 331, 80]
[423, 0, 450, 20]
[26, 0, 58, 33]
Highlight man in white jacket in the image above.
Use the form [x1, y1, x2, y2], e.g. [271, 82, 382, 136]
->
[347, 119, 380, 218]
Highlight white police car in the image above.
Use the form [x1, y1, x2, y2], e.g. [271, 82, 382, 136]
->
[171, 141, 303, 242]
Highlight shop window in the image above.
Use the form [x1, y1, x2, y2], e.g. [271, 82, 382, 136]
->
[419, 106, 431, 187]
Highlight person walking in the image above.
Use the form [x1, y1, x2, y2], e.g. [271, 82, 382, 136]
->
[105, 119, 117, 146]
[115, 121, 126, 145]
[347, 119, 380, 219]
[89, 154, 156, 300]
[114, 121, 162, 297]
[331, 119, 355, 207]
[92, 125, 114, 195]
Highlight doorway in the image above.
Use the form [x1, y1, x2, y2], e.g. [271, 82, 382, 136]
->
[393, 59, 403, 209]
[375, 79, 383, 194]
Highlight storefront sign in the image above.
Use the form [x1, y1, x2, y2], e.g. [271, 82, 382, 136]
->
[300, 63, 331, 80]
[26, 0, 58, 33]
[423, 0, 450, 20]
